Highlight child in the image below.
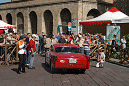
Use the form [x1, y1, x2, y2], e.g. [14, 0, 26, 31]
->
[96, 49, 105, 68]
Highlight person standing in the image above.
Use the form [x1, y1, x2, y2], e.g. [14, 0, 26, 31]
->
[17, 35, 27, 74]
[0, 34, 5, 58]
[51, 35, 58, 46]
[58, 35, 66, 43]
[84, 36, 90, 57]
[28, 34, 36, 69]
[111, 35, 117, 52]
[66, 36, 72, 44]
[39, 33, 46, 54]
[44, 35, 52, 51]
[111, 35, 116, 46]
[70, 33, 74, 44]
[121, 36, 127, 58]
[121, 36, 127, 49]
[25, 33, 31, 65]
[78, 35, 85, 54]
[35, 34, 39, 54]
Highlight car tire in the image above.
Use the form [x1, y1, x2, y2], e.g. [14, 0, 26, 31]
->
[80, 69, 86, 74]
[50, 61, 55, 74]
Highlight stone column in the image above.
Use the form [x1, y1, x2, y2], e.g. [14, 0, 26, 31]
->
[24, 9, 31, 33]
[37, 11, 43, 34]
[12, 10, 17, 33]
[53, 11, 62, 35]
[42, 10, 46, 34]
[78, 1, 83, 20]
[2, 11, 7, 22]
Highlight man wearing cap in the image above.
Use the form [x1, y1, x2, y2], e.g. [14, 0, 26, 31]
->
[17, 35, 27, 74]
[28, 34, 36, 69]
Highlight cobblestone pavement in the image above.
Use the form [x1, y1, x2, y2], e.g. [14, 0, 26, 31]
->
[0, 55, 129, 86]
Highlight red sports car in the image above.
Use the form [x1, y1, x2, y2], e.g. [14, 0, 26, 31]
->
[45, 44, 90, 73]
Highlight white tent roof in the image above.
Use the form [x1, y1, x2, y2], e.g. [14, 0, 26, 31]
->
[0, 20, 16, 29]
[80, 7, 129, 25]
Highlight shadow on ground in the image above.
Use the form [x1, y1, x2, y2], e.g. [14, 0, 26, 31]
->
[11, 68, 19, 73]
[41, 63, 85, 75]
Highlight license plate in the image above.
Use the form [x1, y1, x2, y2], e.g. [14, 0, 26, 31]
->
[69, 58, 77, 63]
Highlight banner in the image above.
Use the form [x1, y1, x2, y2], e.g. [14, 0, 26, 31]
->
[71, 26, 77, 35]
[106, 26, 120, 43]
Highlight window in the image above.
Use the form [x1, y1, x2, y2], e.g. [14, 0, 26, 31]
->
[55, 47, 80, 53]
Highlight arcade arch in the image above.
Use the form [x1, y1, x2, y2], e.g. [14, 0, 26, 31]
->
[17, 12, 24, 33]
[87, 9, 100, 19]
[60, 8, 71, 34]
[44, 10, 53, 36]
[6, 13, 13, 32]
[0, 15, 2, 20]
[29, 11, 37, 34]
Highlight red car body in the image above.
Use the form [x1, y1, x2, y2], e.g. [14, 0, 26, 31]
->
[45, 44, 90, 72]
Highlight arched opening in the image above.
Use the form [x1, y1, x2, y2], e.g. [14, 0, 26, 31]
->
[6, 13, 13, 32]
[83, 9, 101, 34]
[0, 15, 2, 20]
[29, 11, 37, 34]
[6, 13, 12, 24]
[60, 8, 71, 34]
[87, 9, 100, 19]
[17, 12, 24, 34]
[44, 10, 53, 36]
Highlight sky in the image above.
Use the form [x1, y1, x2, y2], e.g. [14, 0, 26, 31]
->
[0, 0, 11, 3]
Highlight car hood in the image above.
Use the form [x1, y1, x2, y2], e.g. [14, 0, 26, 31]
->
[55, 53, 86, 58]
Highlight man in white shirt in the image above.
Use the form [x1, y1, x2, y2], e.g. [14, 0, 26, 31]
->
[51, 35, 58, 46]
[121, 36, 127, 49]
[17, 35, 27, 74]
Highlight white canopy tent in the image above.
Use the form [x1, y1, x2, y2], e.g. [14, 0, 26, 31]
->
[80, 7, 129, 25]
[0, 20, 16, 29]
[0, 20, 16, 33]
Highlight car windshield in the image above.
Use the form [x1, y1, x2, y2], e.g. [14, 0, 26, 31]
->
[55, 47, 80, 53]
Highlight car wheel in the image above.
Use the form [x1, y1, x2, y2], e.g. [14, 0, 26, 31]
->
[79, 69, 86, 74]
[50, 61, 55, 74]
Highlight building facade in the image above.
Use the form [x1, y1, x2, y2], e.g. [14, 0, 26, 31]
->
[114, 0, 129, 16]
[0, 0, 113, 35]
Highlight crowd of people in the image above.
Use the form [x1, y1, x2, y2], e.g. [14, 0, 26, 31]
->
[0, 31, 127, 73]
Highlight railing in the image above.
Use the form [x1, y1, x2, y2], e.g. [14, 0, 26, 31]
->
[106, 44, 129, 63]
[90, 43, 129, 64]
[0, 44, 19, 66]
[0, 43, 128, 66]
[90, 44, 107, 59]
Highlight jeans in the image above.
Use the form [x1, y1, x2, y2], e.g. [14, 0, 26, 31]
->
[80, 47, 84, 54]
[36, 44, 39, 53]
[28, 51, 35, 68]
[26, 48, 29, 64]
[18, 54, 26, 72]
[39, 43, 44, 53]
[84, 50, 90, 57]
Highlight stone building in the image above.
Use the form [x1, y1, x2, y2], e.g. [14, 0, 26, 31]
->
[113, 0, 129, 36]
[0, 0, 113, 35]
[114, 0, 129, 16]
